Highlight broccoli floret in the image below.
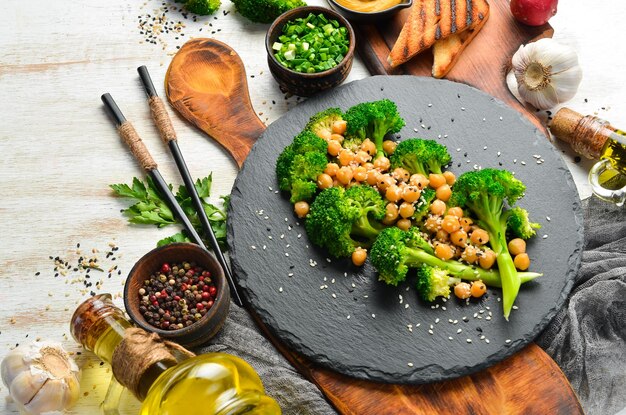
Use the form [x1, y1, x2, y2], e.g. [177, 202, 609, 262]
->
[231, 0, 306, 23]
[305, 108, 344, 140]
[276, 146, 296, 191]
[185, 0, 221, 15]
[449, 168, 532, 319]
[415, 264, 461, 302]
[506, 207, 541, 240]
[342, 136, 364, 152]
[413, 188, 436, 223]
[291, 130, 328, 154]
[287, 152, 327, 203]
[390, 138, 452, 175]
[344, 99, 405, 158]
[305, 185, 385, 258]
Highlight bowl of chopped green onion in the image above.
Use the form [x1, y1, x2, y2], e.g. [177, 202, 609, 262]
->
[266, 6, 355, 97]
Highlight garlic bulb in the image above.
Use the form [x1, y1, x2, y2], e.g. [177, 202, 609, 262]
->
[1, 341, 80, 415]
[509, 38, 582, 110]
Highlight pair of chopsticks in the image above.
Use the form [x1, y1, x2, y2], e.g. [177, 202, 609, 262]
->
[102, 66, 243, 307]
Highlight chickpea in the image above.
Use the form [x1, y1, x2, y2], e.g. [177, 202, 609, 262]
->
[514, 253, 530, 271]
[462, 245, 479, 264]
[386, 186, 403, 203]
[470, 280, 487, 298]
[459, 217, 473, 233]
[410, 174, 429, 189]
[351, 247, 367, 266]
[392, 168, 410, 182]
[425, 216, 440, 232]
[361, 139, 377, 156]
[385, 203, 399, 220]
[478, 250, 497, 270]
[366, 169, 380, 186]
[294, 201, 309, 218]
[429, 173, 447, 189]
[450, 230, 468, 247]
[399, 202, 415, 219]
[325, 162, 339, 177]
[454, 282, 472, 300]
[508, 238, 526, 256]
[441, 215, 461, 233]
[353, 166, 367, 182]
[373, 156, 391, 172]
[336, 166, 353, 185]
[436, 229, 450, 242]
[443, 171, 456, 186]
[435, 243, 454, 260]
[377, 175, 396, 192]
[382, 140, 397, 155]
[402, 186, 421, 203]
[435, 184, 452, 201]
[327, 140, 342, 157]
[470, 228, 490, 245]
[396, 218, 412, 231]
[332, 120, 347, 135]
[338, 149, 355, 166]
[317, 129, 332, 141]
[430, 199, 447, 216]
[363, 162, 374, 170]
[355, 150, 371, 165]
[447, 206, 463, 218]
[330, 133, 344, 144]
[317, 173, 333, 189]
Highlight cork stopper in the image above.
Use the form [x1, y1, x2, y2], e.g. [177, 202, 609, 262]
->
[550, 107, 609, 159]
[550, 108, 584, 145]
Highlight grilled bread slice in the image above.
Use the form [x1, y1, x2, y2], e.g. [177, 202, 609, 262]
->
[388, 0, 490, 68]
[432, 5, 489, 78]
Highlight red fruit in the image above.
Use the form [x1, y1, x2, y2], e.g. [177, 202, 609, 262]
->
[510, 0, 557, 26]
[161, 263, 171, 273]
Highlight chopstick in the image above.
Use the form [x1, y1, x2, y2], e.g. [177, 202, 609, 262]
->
[136, 66, 243, 307]
[101, 93, 242, 306]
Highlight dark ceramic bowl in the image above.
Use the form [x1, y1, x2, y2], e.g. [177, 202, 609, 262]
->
[123, 243, 230, 348]
[266, 6, 355, 97]
[326, 0, 412, 22]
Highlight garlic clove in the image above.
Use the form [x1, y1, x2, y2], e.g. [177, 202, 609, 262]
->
[1, 351, 28, 387]
[24, 378, 77, 415]
[8, 370, 48, 407]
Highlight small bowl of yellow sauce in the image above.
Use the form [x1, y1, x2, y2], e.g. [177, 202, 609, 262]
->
[326, 0, 412, 22]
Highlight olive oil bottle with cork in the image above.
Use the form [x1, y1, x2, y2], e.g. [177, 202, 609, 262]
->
[71, 294, 281, 415]
[550, 108, 626, 205]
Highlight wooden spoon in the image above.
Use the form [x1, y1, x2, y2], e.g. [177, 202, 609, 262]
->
[164, 38, 582, 415]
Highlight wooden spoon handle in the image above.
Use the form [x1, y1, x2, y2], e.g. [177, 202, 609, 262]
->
[165, 38, 266, 167]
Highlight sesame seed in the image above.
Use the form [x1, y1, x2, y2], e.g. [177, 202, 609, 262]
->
[250, 245, 256, 250]
[485, 339, 490, 344]
[405, 304, 409, 309]
[435, 318, 440, 323]
[428, 329, 434, 335]
[408, 362, 414, 367]
[505, 339, 511, 344]
[512, 305, 519, 310]
[546, 216, 551, 221]
[372, 314, 376, 318]
[279, 287, 283, 293]
[332, 293, 337, 299]
[457, 329, 462, 333]
[285, 253, 289, 257]
[347, 315, 351, 319]
[543, 234, 548, 239]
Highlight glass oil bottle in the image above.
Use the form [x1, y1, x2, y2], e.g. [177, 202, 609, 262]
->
[71, 294, 281, 415]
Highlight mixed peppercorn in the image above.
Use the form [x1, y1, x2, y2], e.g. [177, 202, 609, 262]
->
[138, 262, 217, 330]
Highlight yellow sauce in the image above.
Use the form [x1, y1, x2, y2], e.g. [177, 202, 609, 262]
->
[334, 0, 401, 12]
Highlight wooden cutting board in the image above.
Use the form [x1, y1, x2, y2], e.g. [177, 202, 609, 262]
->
[165, 37, 583, 414]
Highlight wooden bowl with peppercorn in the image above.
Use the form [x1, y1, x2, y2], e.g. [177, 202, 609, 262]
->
[266, 6, 355, 97]
[123, 243, 230, 348]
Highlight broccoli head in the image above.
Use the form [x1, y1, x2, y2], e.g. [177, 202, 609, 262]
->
[276, 146, 296, 191]
[305, 108, 344, 141]
[291, 130, 328, 154]
[390, 138, 452, 175]
[305, 185, 385, 258]
[415, 264, 461, 302]
[449, 169, 528, 319]
[185, 0, 221, 15]
[344, 99, 405, 158]
[231, 0, 306, 23]
[506, 206, 541, 240]
[413, 188, 436, 223]
[287, 152, 327, 203]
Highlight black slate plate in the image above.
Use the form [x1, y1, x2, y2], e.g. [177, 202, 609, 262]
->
[227, 76, 584, 384]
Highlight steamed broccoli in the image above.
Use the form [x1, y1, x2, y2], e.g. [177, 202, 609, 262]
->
[449, 168, 535, 319]
[370, 227, 541, 287]
[291, 130, 328, 154]
[231, 0, 306, 23]
[413, 188, 436, 223]
[305, 108, 344, 140]
[185, 0, 221, 15]
[344, 99, 405, 158]
[390, 138, 452, 175]
[305, 185, 385, 258]
[506, 206, 541, 240]
[415, 264, 461, 302]
[276, 146, 296, 191]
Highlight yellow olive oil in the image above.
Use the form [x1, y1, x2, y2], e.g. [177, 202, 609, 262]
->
[600, 129, 626, 175]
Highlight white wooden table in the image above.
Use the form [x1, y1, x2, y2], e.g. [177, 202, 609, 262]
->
[1, 0, 624, 413]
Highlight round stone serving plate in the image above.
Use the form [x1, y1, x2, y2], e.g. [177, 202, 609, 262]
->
[227, 75, 583, 384]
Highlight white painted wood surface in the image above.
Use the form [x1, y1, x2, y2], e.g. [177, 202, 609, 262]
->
[0, 0, 624, 413]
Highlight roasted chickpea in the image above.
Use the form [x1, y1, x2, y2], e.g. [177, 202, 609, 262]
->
[332, 120, 347, 135]
[324, 162, 339, 177]
[363, 162, 374, 170]
[462, 245, 479, 264]
[470, 229, 490, 245]
[355, 150, 371, 165]
[377, 175, 396, 192]
[392, 167, 410, 182]
[425, 216, 440, 232]
[441, 215, 461, 233]
[410, 174, 430, 189]
[514, 253, 530, 270]
[352, 247, 367, 266]
[330, 134, 344, 144]
[396, 218, 412, 231]
[317, 173, 333, 189]
[470, 280, 487, 298]
[317, 129, 331, 141]
[366, 169, 380, 186]
[436, 229, 450, 242]
[459, 217, 473, 233]
[435, 243, 454, 260]
[450, 229, 468, 247]
[430, 199, 447, 216]
[336, 166, 353, 185]
[447, 206, 463, 218]
[360, 139, 376, 155]
[508, 238, 526, 256]
[478, 250, 497, 270]
[399, 202, 415, 219]
[373, 156, 391, 172]
[382, 140, 397, 155]
[384, 185, 401, 203]
[429, 173, 447, 189]
[327, 140, 342, 157]
[294, 201, 309, 218]
[338, 149, 355, 166]
[454, 282, 472, 300]
[443, 171, 456, 186]
[436, 184, 452, 201]
[353, 166, 367, 182]
[402, 186, 421, 203]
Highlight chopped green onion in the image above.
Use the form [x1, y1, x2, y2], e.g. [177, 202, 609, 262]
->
[283, 49, 295, 61]
[272, 42, 283, 51]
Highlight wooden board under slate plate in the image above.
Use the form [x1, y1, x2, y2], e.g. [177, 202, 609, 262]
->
[227, 75, 583, 384]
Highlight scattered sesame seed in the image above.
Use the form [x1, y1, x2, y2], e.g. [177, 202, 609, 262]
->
[457, 329, 462, 333]
[347, 315, 351, 319]
[435, 318, 440, 323]
[467, 339, 472, 343]
[428, 329, 434, 335]
[543, 234, 548, 239]
[512, 305, 519, 310]
[279, 287, 283, 293]
[546, 216, 551, 221]
[505, 339, 511, 344]
[372, 314, 376, 318]
[250, 245, 256, 250]
[485, 339, 490, 344]
[331, 293, 337, 299]
[408, 362, 414, 367]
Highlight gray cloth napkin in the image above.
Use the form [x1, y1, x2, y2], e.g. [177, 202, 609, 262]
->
[199, 197, 626, 415]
